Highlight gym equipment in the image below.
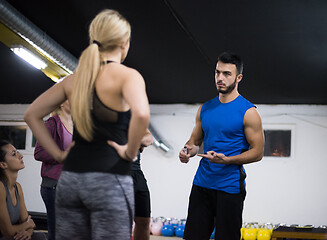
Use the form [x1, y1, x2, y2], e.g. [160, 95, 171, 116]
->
[161, 222, 174, 237]
[149, 218, 153, 234]
[240, 222, 247, 240]
[243, 222, 259, 240]
[175, 224, 185, 238]
[271, 224, 327, 240]
[174, 219, 186, 238]
[151, 218, 163, 236]
[171, 218, 179, 228]
[257, 223, 273, 240]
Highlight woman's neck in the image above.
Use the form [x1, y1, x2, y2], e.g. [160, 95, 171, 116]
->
[5, 171, 18, 190]
[101, 49, 123, 63]
[58, 111, 73, 134]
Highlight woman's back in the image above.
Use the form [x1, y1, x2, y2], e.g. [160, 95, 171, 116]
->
[25, 9, 149, 164]
[64, 61, 135, 111]
[63, 62, 135, 174]
[95, 61, 132, 112]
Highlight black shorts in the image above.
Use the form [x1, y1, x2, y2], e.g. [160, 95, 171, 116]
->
[130, 170, 151, 218]
[183, 185, 246, 240]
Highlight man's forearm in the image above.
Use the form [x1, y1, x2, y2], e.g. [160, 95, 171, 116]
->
[227, 148, 263, 165]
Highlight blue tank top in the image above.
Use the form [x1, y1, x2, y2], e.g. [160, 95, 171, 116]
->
[0, 181, 20, 238]
[193, 95, 255, 193]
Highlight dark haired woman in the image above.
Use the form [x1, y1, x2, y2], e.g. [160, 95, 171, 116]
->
[0, 140, 45, 240]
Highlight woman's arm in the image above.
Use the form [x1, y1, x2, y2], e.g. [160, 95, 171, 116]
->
[17, 183, 34, 228]
[34, 117, 58, 164]
[139, 129, 153, 153]
[24, 76, 73, 163]
[141, 129, 153, 147]
[123, 69, 150, 159]
[108, 68, 150, 160]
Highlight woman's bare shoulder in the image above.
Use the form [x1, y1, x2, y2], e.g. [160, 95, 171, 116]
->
[15, 182, 23, 192]
[61, 74, 75, 97]
[0, 182, 6, 207]
[109, 63, 142, 78]
[0, 181, 5, 193]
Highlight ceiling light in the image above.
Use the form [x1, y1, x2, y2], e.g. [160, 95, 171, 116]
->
[11, 46, 47, 70]
[20, 36, 73, 74]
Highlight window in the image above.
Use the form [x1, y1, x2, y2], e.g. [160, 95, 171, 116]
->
[0, 125, 27, 149]
[0, 121, 34, 151]
[263, 124, 295, 159]
[264, 130, 291, 157]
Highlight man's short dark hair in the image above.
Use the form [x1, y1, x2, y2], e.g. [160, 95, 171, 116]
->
[217, 52, 243, 75]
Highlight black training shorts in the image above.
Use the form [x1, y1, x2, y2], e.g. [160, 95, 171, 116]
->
[130, 170, 151, 218]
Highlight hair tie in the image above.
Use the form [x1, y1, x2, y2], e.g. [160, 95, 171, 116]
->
[93, 40, 101, 47]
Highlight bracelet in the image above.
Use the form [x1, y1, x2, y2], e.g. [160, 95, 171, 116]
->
[124, 150, 135, 161]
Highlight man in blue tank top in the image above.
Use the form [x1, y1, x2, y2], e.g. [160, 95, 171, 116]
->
[179, 52, 264, 240]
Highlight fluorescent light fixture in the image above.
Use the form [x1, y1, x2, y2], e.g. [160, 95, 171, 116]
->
[20, 36, 73, 74]
[11, 46, 47, 70]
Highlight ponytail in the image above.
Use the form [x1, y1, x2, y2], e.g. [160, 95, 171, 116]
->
[70, 9, 131, 142]
[71, 44, 101, 141]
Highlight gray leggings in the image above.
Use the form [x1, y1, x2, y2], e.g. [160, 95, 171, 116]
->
[55, 171, 134, 240]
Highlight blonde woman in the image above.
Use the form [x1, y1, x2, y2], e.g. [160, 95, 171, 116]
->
[24, 9, 150, 240]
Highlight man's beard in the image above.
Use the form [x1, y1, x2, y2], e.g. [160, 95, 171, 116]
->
[217, 77, 237, 94]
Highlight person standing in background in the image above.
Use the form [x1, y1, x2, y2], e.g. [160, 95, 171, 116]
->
[179, 52, 264, 240]
[34, 100, 73, 240]
[131, 129, 153, 240]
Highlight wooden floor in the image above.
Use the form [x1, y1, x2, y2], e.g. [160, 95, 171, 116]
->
[150, 236, 181, 240]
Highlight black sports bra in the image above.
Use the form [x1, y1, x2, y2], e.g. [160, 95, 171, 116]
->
[64, 63, 132, 174]
[92, 88, 129, 123]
